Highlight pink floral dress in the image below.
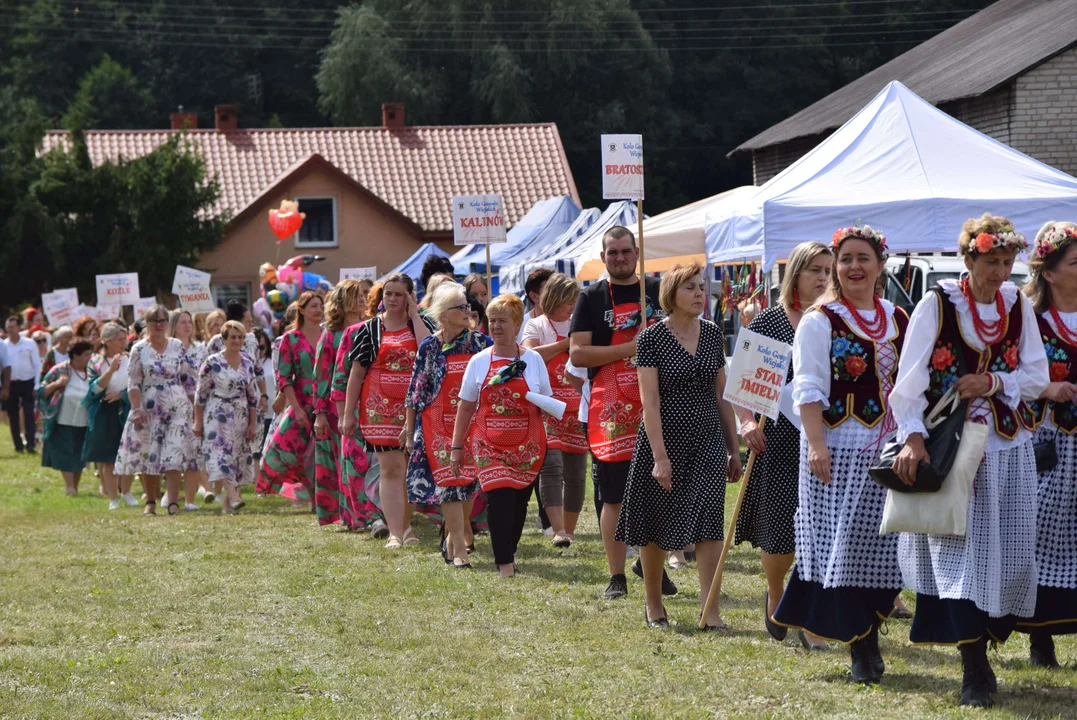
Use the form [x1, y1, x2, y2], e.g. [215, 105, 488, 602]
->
[258, 329, 318, 494]
[196, 353, 260, 487]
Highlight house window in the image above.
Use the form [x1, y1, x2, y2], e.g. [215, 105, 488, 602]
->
[295, 197, 338, 248]
[211, 283, 250, 310]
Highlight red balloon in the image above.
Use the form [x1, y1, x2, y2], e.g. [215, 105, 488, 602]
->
[268, 209, 304, 241]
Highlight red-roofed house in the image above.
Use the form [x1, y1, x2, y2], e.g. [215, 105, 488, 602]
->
[41, 104, 580, 305]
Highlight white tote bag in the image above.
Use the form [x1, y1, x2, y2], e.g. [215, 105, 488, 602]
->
[879, 388, 989, 536]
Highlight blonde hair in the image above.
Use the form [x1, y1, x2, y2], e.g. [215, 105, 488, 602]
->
[1025, 220, 1077, 313]
[958, 213, 1015, 256]
[325, 279, 366, 331]
[486, 294, 525, 328]
[427, 281, 467, 326]
[205, 309, 226, 337]
[539, 273, 580, 316]
[781, 241, 832, 309]
[659, 262, 704, 314]
[220, 320, 246, 341]
[167, 308, 193, 340]
[420, 274, 452, 309]
[192, 313, 208, 342]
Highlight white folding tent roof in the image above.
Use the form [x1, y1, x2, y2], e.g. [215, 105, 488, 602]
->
[574, 186, 756, 280]
[706, 81, 1077, 271]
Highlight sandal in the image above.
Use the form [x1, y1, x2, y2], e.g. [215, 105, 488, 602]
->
[552, 533, 573, 548]
[385, 536, 403, 550]
[143, 501, 157, 516]
[402, 527, 420, 546]
[167, 502, 180, 516]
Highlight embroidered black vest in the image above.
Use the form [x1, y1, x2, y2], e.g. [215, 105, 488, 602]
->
[1029, 314, 1077, 434]
[819, 304, 909, 429]
[925, 287, 1035, 440]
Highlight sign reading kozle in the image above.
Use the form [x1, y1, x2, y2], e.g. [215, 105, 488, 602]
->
[723, 328, 792, 421]
[95, 273, 140, 305]
[452, 194, 508, 245]
[601, 134, 644, 200]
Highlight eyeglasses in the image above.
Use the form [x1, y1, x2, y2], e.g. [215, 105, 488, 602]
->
[449, 304, 471, 312]
[149, 318, 169, 325]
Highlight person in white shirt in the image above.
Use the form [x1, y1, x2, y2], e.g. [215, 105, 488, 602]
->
[516, 267, 554, 344]
[5, 315, 42, 453]
[39, 341, 95, 495]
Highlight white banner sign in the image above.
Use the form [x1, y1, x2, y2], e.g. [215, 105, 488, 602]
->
[41, 288, 80, 327]
[96, 273, 140, 306]
[722, 328, 792, 421]
[175, 277, 215, 314]
[601, 134, 644, 200]
[452, 194, 508, 246]
[132, 297, 158, 317]
[91, 304, 122, 323]
[340, 267, 378, 282]
[172, 265, 211, 295]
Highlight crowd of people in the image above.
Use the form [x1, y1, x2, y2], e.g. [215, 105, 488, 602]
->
[2, 215, 1075, 709]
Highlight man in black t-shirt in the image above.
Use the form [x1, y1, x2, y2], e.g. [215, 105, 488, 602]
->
[570, 226, 670, 600]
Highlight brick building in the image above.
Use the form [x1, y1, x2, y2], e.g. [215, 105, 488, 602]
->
[733, 0, 1077, 184]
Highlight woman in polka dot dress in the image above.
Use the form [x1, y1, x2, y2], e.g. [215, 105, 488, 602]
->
[773, 226, 909, 684]
[616, 263, 742, 630]
[733, 241, 834, 644]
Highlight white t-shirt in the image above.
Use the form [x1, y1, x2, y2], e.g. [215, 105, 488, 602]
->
[104, 356, 129, 394]
[263, 358, 278, 418]
[516, 308, 542, 344]
[458, 347, 552, 404]
[58, 370, 90, 427]
[521, 315, 571, 346]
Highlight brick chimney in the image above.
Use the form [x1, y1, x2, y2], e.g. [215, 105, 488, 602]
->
[214, 104, 239, 132]
[170, 107, 198, 130]
[382, 102, 405, 129]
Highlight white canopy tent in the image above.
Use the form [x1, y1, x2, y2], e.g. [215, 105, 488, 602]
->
[543, 201, 641, 282]
[498, 207, 601, 295]
[574, 186, 756, 281]
[706, 81, 1077, 271]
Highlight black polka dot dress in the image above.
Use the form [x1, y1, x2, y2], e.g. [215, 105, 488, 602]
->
[616, 320, 729, 551]
[733, 307, 799, 556]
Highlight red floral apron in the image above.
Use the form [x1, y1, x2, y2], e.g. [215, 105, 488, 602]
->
[544, 336, 587, 454]
[359, 326, 416, 447]
[423, 353, 476, 487]
[587, 300, 652, 462]
[470, 357, 546, 491]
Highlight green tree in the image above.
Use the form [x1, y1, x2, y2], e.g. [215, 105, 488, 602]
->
[62, 55, 155, 130]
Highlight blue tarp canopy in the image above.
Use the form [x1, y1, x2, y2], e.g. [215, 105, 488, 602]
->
[449, 195, 581, 277]
[543, 201, 642, 281]
[499, 207, 601, 295]
[382, 242, 452, 289]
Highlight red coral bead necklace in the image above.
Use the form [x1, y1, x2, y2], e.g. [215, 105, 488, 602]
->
[1049, 305, 1077, 346]
[839, 295, 888, 340]
[960, 278, 1006, 344]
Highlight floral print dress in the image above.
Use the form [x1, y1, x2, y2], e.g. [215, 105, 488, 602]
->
[312, 327, 351, 525]
[330, 321, 379, 529]
[115, 338, 197, 476]
[258, 329, 318, 494]
[196, 352, 260, 487]
[181, 341, 208, 469]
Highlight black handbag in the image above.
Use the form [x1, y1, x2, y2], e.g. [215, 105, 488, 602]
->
[869, 387, 969, 493]
[1034, 435, 1058, 474]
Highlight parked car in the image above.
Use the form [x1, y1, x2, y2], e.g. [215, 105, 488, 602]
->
[884, 255, 1029, 312]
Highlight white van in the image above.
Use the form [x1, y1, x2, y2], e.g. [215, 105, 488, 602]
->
[882, 255, 1029, 312]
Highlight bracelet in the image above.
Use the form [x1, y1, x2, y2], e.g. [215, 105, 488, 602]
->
[450, 445, 463, 451]
[260, 393, 268, 399]
[984, 372, 997, 396]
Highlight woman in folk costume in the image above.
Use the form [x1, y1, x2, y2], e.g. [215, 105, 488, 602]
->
[1017, 222, 1077, 669]
[193, 321, 260, 514]
[891, 214, 1048, 708]
[259, 292, 325, 510]
[731, 241, 834, 646]
[311, 280, 368, 526]
[522, 273, 588, 548]
[772, 225, 909, 683]
[402, 281, 492, 568]
[449, 294, 553, 578]
[342, 273, 435, 549]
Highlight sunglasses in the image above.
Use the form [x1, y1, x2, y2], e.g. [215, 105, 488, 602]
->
[35, 338, 48, 345]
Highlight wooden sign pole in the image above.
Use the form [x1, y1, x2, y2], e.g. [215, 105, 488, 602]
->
[637, 199, 646, 310]
[485, 242, 493, 299]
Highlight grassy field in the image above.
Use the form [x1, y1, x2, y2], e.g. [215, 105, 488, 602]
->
[1, 446, 1075, 719]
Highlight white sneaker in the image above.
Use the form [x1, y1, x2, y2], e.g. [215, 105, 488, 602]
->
[183, 504, 200, 512]
[108, 499, 122, 511]
[121, 492, 139, 507]
[196, 486, 207, 498]
[370, 519, 390, 540]
[542, 527, 554, 538]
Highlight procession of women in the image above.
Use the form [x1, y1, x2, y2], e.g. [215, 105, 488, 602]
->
[7, 213, 1076, 710]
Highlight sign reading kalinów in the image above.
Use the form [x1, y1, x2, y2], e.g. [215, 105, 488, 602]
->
[452, 194, 508, 246]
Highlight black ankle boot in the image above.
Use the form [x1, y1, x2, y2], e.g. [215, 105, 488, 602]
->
[959, 638, 996, 708]
[865, 621, 885, 677]
[1030, 630, 1061, 669]
[849, 636, 879, 684]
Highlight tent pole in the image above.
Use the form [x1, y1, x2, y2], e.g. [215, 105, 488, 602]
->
[486, 243, 492, 299]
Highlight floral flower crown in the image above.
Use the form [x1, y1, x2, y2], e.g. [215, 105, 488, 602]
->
[831, 224, 887, 253]
[1034, 225, 1077, 259]
[967, 223, 1028, 256]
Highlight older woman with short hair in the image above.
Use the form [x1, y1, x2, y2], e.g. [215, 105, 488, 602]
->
[73, 316, 101, 351]
[523, 273, 587, 547]
[616, 263, 742, 628]
[450, 294, 552, 577]
[891, 214, 1048, 707]
[40, 326, 74, 381]
[38, 341, 95, 496]
[403, 281, 492, 567]
[82, 322, 136, 509]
